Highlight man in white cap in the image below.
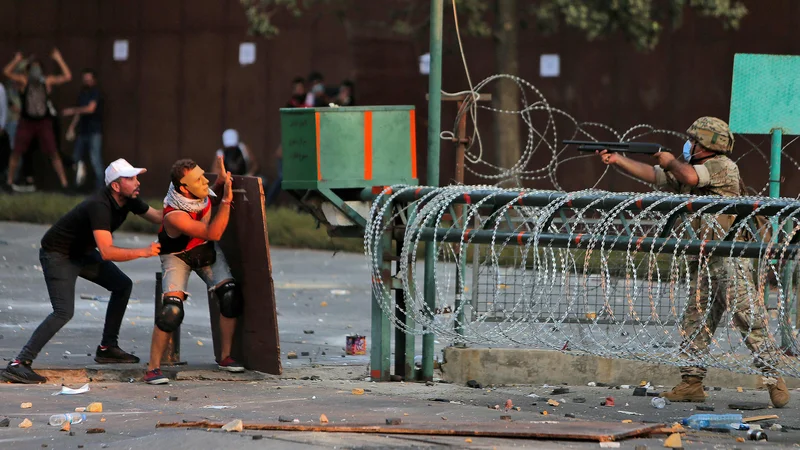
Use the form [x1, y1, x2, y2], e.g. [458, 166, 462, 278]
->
[0, 158, 163, 384]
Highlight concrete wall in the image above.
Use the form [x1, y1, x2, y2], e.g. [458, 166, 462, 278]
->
[441, 348, 800, 390]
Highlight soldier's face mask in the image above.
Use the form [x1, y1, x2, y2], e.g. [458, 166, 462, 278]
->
[682, 140, 694, 162]
[179, 166, 214, 199]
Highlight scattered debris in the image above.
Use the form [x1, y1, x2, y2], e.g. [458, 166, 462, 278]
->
[320, 414, 329, 424]
[352, 388, 364, 395]
[505, 399, 514, 410]
[330, 289, 350, 295]
[86, 428, 105, 434]
[651, 397, 666, 409]
[320, 301, 328, 307]
[303, 330, 315, 334]
[169, 396, 178, 402]
[552, 387, 569, 395]
[61, 422, 70, 432]
[736, 387, 743, 393]
[202, 405, 236, 410]
[287, 352, 298, 359]
[100, 418, 106, 423]
[500, 415, 512, 421]
[75, 407, 86, 412]
[599, 443, 621, 448]
[588, 382, 597, 387]
[633, 387, 647, 397]
[743, 414, 779, 423]
[769, 424, 782, 431]
[601, 397, 615, 407]
[52, 383, 90, 396]
[252, 435, 263, 440]
[301, 352, 310, 357]
[278, 416, 295, 423]
[573, 397, 586, 403]
[0, 417, 9, 427]
[222, 419, 243, 432]
[465, 438, 472, 443]
[196, 340, 204, 346]
[565, 413, 576, 418]
[729, 401, 768, 411]
[634, 445, 647, 450]
[622, 420, 632, 424]
[663, 433, 682, 448]
[385, 418, 402, 425]
[19, 418, 32, 428]
[547, 399, 560, 407]
[20, 402, 32, 409]
[87, 402, 103, 413]
[466, 380, 482, 389]
[618, 411, 643, 416]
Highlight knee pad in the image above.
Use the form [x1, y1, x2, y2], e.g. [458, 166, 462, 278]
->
[215, 281, 243, 318]
[155, 295, 184, 333]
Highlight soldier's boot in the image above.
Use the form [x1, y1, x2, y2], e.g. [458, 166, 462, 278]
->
[660, 376, 707, 402]
[763, 376, 790, 408]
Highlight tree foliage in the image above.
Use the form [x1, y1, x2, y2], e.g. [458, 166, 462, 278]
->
[239, 0, 748, 51]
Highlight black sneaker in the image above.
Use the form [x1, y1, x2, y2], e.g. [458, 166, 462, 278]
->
[1, 359, 47, 384]
[94, 345, 140, 364]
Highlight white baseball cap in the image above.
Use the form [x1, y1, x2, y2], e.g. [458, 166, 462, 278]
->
[222, 129, 239, 147]
[104, 158, 147, 185]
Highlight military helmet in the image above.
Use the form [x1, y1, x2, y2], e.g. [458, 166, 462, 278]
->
[686, 116, 734, 154]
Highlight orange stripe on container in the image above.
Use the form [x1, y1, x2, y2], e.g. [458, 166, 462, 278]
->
[753, 201, 760, 211]
[517, 232, 525, 246]
[686, 201, 693, 212]
[364, 111, 373, 180]
[636, 199, 643, 209]
[575, 234, 584, 245]
[410, 110, 417, 179]
[315, 112, 322, 181]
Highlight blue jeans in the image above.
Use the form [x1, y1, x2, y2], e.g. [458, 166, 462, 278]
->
[17, 249, 134, 362]
[6, 120, 17, 148]
[73, 132, 103, 188]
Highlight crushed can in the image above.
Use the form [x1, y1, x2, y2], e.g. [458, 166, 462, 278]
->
[346, 335, 366, 355]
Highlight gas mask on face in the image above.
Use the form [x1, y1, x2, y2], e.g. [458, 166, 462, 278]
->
[28, 65, 44, 81]
[179, 166, 215, 199]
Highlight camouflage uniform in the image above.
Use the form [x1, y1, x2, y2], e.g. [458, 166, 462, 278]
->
[653, 117, 775, 380]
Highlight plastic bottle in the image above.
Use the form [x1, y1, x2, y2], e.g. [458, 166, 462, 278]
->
[48, 413, 86, 427]
[650, 397, 666, 409]
[681, 413, 743, 430]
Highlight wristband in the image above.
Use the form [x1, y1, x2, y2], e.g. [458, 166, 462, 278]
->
[222, 199, 232, 205]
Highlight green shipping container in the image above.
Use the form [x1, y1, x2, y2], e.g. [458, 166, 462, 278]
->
[279, 106, 419, 191]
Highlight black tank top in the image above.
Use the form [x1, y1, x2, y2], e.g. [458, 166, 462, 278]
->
[221, 145, 248, 176]
[21, 80, 49, 120]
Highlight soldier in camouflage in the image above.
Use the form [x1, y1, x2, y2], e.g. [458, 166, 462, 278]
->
[597, 117, 789, 408]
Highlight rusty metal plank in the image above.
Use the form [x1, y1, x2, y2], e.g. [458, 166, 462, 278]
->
[205, 175, 281, 375]
[156, 420, 664, 442]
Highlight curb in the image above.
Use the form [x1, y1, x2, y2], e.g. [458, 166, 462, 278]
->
[3, 364, 371, 385]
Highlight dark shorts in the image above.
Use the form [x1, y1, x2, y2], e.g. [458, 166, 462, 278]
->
[13, 118, 57, 156]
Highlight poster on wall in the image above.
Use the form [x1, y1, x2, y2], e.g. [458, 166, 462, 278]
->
[239, 43, 256, 66]
[113, 40, 129, 61]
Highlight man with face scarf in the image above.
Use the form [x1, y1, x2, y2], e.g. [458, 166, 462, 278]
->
[596, 117, 789, 409]
[2, 50, 72, 192]
[144, 157, 243, 385]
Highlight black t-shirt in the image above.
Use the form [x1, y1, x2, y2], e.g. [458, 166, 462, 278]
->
[41, 188, 150, 257]
[77, 87, 102, 134]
